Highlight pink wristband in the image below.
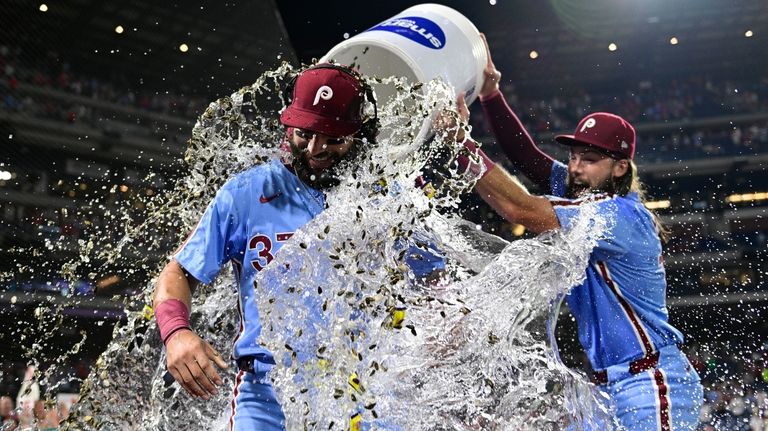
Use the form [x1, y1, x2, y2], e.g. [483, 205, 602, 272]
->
[456, 139, 495, 178]
[155, 299, 191, 345]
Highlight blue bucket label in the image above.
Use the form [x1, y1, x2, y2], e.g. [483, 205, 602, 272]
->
[466, 85, 476, 99]
[367, 16, 446, 50]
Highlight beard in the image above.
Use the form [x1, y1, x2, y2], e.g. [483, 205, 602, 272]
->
[565, 175, 616, 199]
[287, 140, 361, 191]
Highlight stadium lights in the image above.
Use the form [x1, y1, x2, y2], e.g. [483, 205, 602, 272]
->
[39, 4, 48, 12]
[608, 43, 618, 52]
[179, 43, 189, 53]
[529, 50, 539, 59]
[745, 30, 754, 38]
[115, 25, 124, 34]
[670, 37, 679, 45]
[645, 200, 671, 210]
[0, 170, 12, 181]
[725, 192, 768, 203]
[512, 224, 526, 236]
[96, 275, 121, 290]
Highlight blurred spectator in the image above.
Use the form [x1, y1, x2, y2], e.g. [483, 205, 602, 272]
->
[15, 366, 38, 416]
[687, 342, 768, 431]
[0, 395, 17, 431]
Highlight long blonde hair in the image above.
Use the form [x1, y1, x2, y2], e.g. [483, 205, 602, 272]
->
[613, 160, 670, 243]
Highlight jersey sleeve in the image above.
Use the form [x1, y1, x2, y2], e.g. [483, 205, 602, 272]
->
[404, 241, 446, 279]
[174, 186, 240, 284]
[479, 90, 555, 188]
[548, 194, 628, 259]
[549, 161, 568, 197]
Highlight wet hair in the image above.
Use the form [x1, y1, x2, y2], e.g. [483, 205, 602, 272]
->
[612, 159, 670, 243]
[355, 121, 378, 148]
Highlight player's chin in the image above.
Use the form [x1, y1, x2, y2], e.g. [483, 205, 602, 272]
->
[566, 184, 589, 199]
[308, 157, 337, 171]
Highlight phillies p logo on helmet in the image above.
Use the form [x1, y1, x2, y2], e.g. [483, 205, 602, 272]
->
[313, 85, 333, 106]
[580, 117, 597, 132]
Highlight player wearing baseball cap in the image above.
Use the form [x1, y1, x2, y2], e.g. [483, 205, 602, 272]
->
[451, 35, 703, 429]
[151, 64, 379, 430]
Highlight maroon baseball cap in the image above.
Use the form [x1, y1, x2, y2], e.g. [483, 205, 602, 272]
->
[280, 64, 364, 137]
[555, 112, 636, 159]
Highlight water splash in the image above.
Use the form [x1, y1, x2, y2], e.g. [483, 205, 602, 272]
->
[6, 63, 617, 430]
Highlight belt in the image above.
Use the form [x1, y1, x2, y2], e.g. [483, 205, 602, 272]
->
[237, 356, 257, 373]
[236, 355, 275, 374]
[592, 351, 660, 385]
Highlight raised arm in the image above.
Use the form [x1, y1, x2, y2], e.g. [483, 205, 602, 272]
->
[474, 164, 560, 234]
[477, 34, 555, 189]
[452, 91, 560, 234]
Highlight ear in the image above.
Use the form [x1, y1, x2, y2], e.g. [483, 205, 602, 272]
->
[612, 159, 629, 178]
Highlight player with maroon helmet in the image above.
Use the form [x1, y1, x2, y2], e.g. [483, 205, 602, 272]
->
[152, 64, 380, 430]
[450, 35, 703, 430]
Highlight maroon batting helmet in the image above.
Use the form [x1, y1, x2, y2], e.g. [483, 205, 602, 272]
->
[555, 112, 636, 159]
[280, 64, 368, 138]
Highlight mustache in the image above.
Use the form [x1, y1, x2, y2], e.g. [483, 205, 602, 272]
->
[291, 144, 341, 164]
[568, 174, 588, 185]
[288, 141, 342, 190]
[566, 175, 616, 198]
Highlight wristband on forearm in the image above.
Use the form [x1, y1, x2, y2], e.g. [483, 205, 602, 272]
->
[456, 139, 496, 179]
[155, 299, 191, 345]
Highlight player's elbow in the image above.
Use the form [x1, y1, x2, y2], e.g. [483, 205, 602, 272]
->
[517, 212, 559, 234]
[499, 199, 560, 234]
[153, 260, 196, 307]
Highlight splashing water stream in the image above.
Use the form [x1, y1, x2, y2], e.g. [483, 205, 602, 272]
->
[10, 64, 617, 430]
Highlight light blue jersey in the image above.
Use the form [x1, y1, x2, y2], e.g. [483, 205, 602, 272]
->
[175, 159, 325, 362]
[175, 160, 446, 359]
[174, 159, 446, 430]
[548, 161, 701, 431]
[548, 161, 683, 370]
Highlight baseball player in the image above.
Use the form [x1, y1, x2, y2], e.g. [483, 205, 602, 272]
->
[449, 36, 703, 430]
[151, 63, 413, 430]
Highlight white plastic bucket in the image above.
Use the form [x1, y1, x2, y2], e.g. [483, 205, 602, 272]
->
[320, 3, 487, 142]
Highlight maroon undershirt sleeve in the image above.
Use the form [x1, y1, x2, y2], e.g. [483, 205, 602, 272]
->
[479, 90, 555, 189]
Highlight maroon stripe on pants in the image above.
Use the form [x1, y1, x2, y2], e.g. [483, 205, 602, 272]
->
[229, 370, 245, 431]
[654, 369, 671, 431]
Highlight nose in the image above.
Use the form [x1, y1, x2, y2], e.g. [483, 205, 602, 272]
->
[306, 135, 326, 156]
[568, 156, 583, 174]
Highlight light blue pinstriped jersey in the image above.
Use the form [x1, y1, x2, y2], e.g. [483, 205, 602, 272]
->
[175, 159, 445, 361]
[548, 161, 684, 370]
[175, 159, 325, 360]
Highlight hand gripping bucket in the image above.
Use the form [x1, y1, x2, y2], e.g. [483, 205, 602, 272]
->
[320, 3, 487, 143]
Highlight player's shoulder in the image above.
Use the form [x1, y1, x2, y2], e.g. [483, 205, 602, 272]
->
[599, 192, 657, 233]
[221, 159, 287, 191]
[613, 192, 648, 213]
[549, 192, 615, 208]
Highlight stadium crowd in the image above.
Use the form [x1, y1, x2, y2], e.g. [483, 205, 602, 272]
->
[0, 45, 208, 119]
[2, 43, 768, 162]
[688, 342, 768, 431]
